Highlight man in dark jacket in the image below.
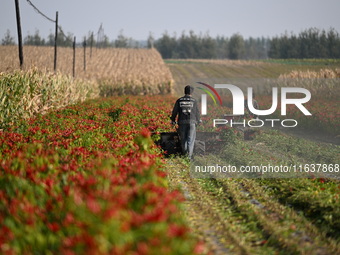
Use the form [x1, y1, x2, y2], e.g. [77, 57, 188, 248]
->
[171, 85, 201, 159]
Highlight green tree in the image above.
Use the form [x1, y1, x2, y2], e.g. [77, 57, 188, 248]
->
[155, 31, 177, 58]
[47, 33, 54, 46]
[228, 33, 245, 59]
[46, 28, 73, 47]
[307, 28, 322, 58]
[279, 32, 298, 58]
[24, 29, 45, 46]
[268, 37, 280, 58]
[100, 35, 111, 48]
[244, 37, 257, 59]
[288, 33, 299, 58]
[178, 31, 199, 58]
[318, 29, 328, 58]
[327, 28, 340, 58]
[215, 36, 229, 58]
[2, 30, 15, 45]
[256, 37, 269, 59]
[199, 32, 217, 58]
[115, 30, 128, 48]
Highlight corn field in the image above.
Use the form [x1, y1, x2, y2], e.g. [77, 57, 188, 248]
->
[276, 69, 340, 96]
[0, 69, 99, 129]
[0, 46, 174, 95]
[0, 46, 174, 128]
[279, 68, 340, 79]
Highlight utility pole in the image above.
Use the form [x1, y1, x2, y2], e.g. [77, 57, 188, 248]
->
[90, 32, 93, 58]
[83, 37, 86, 72]
[73, 36, 76, 78]
[54, 11, 58, 72]
[14, 0, 23, 69]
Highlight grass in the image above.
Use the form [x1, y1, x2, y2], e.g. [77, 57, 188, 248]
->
[259, 58, 340, 66]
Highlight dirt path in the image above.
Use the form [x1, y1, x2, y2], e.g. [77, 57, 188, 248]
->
[166, 159, 246, 254]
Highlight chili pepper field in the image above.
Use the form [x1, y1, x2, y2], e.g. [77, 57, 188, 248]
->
[0, 95, 208, 254]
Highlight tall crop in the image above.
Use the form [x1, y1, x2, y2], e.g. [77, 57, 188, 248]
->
[0, 46, 174, 96]
[0, 69, 99, 129]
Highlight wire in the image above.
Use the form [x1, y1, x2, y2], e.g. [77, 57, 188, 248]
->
[26, 0, 68, 38]
[25, 0, 98, 44]
[58, 26, 67, 38]
[26, 0, 55, 23]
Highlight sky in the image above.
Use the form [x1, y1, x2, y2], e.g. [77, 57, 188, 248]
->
[1, 0, 340, 42]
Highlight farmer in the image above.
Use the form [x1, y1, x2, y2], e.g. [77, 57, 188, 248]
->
[171, 85, 201, 159]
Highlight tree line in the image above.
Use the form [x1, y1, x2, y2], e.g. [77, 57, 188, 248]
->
[154, 31, 269, 59]
[154, 28, 340, 59]
[2, 29, 72, 47]
[268, 28, 340, 58]
[2, 27, 340, 59]
[1, 29, 143, 48]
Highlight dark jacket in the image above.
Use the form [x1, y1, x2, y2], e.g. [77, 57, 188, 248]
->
[171, 95, 200, 125]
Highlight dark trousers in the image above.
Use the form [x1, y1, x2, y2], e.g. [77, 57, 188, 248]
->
[178, 123, 196, 158]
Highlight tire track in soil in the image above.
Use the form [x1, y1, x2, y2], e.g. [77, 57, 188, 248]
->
[216, 178, 338, 255]
[166, 156, 339, 255]
[167, 159, 259, 255]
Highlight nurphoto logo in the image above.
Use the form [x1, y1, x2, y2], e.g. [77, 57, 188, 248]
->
[198, 82, 312, 128]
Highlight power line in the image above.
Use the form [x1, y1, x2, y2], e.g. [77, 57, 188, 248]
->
[26, 0, 99, 42]
[26, 0, 55, 23]
[25, 0, 93, 40]
[26, 1, 67, 38]
[58, 26, 67, 38]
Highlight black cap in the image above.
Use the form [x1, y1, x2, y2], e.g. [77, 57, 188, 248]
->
[184, 85, 194, 95]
